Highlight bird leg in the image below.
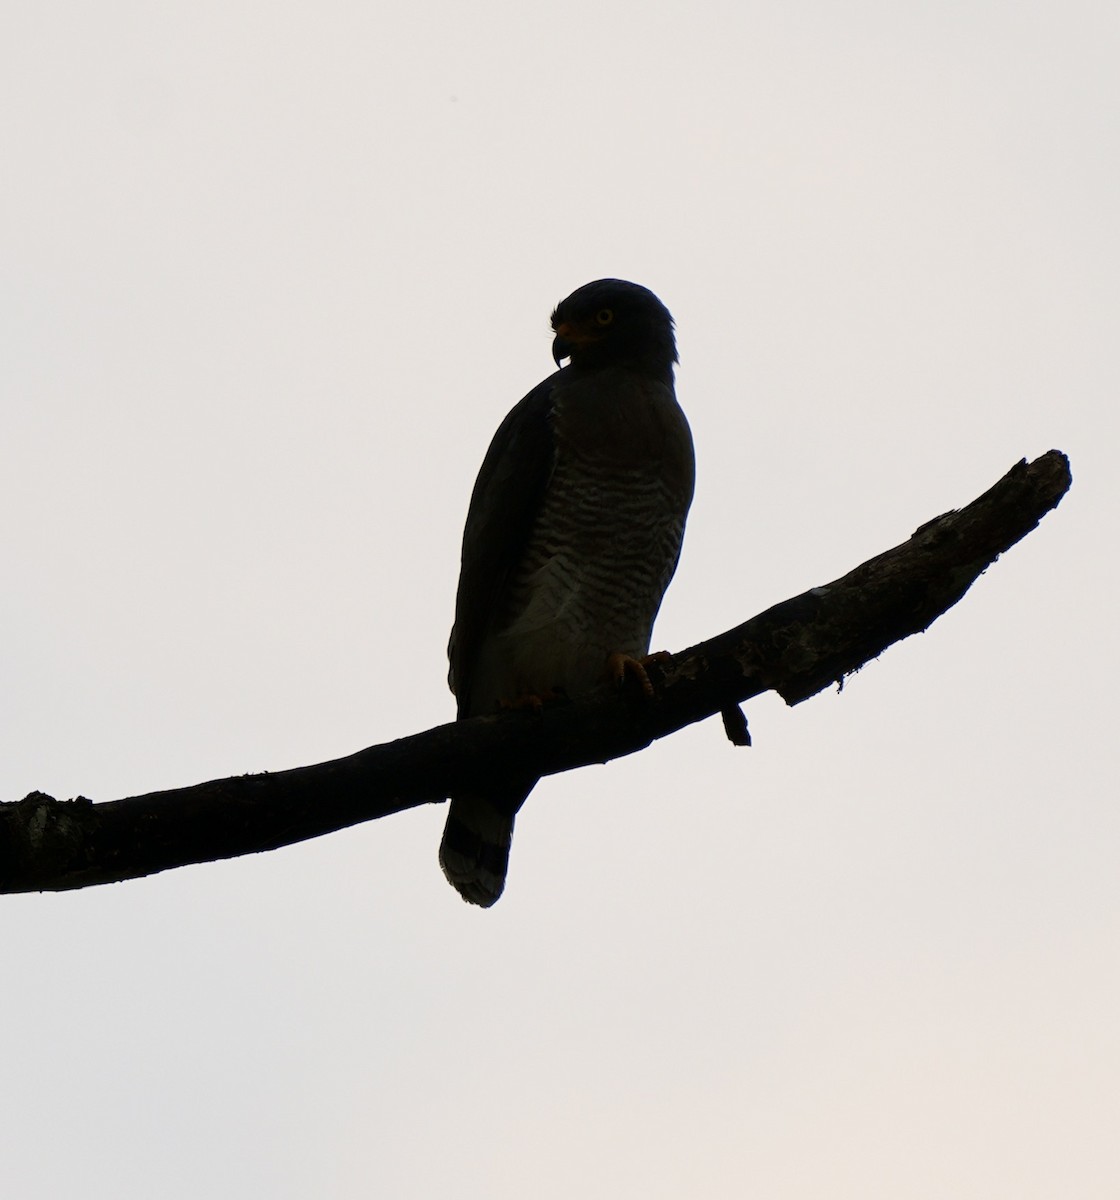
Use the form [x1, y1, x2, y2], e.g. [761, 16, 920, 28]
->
[606, 650, 672, 698]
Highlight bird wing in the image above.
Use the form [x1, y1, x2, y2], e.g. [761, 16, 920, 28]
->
[448, 373, 560, 716]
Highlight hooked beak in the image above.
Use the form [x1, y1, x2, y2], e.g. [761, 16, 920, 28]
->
[552, 320, 597, 367]
[552, 332, 572, 367]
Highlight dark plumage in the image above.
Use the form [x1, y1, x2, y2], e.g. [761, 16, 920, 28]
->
[441, 279, 694, 906]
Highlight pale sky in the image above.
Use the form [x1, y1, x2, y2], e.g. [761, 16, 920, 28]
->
[1, 2, 1116, 1197]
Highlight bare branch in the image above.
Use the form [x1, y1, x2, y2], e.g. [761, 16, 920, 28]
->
[0, 451, 1071, 895]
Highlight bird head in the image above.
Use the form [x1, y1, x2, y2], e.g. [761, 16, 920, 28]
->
[550, 279, 678, 380]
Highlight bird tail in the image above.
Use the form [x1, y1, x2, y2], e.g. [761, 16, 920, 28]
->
[440, 785, 534, 907]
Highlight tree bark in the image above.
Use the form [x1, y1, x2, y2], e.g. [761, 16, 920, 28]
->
[0, 450, 1071, 895]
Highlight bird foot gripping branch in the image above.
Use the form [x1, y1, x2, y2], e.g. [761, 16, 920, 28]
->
[606, 649, 673, 698]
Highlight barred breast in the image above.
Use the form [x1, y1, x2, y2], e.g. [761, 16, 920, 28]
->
[468, 367, 695, 712]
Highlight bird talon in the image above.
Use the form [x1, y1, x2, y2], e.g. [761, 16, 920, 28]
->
[607, 651, 670, 698]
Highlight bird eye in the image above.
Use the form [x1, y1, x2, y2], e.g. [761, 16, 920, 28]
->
[595, 308, 614, 326]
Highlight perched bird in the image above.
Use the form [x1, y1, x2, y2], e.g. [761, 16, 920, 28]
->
[441, 279, 695, 906]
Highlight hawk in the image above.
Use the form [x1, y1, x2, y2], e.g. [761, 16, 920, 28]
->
[441, 279, 695, 906]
